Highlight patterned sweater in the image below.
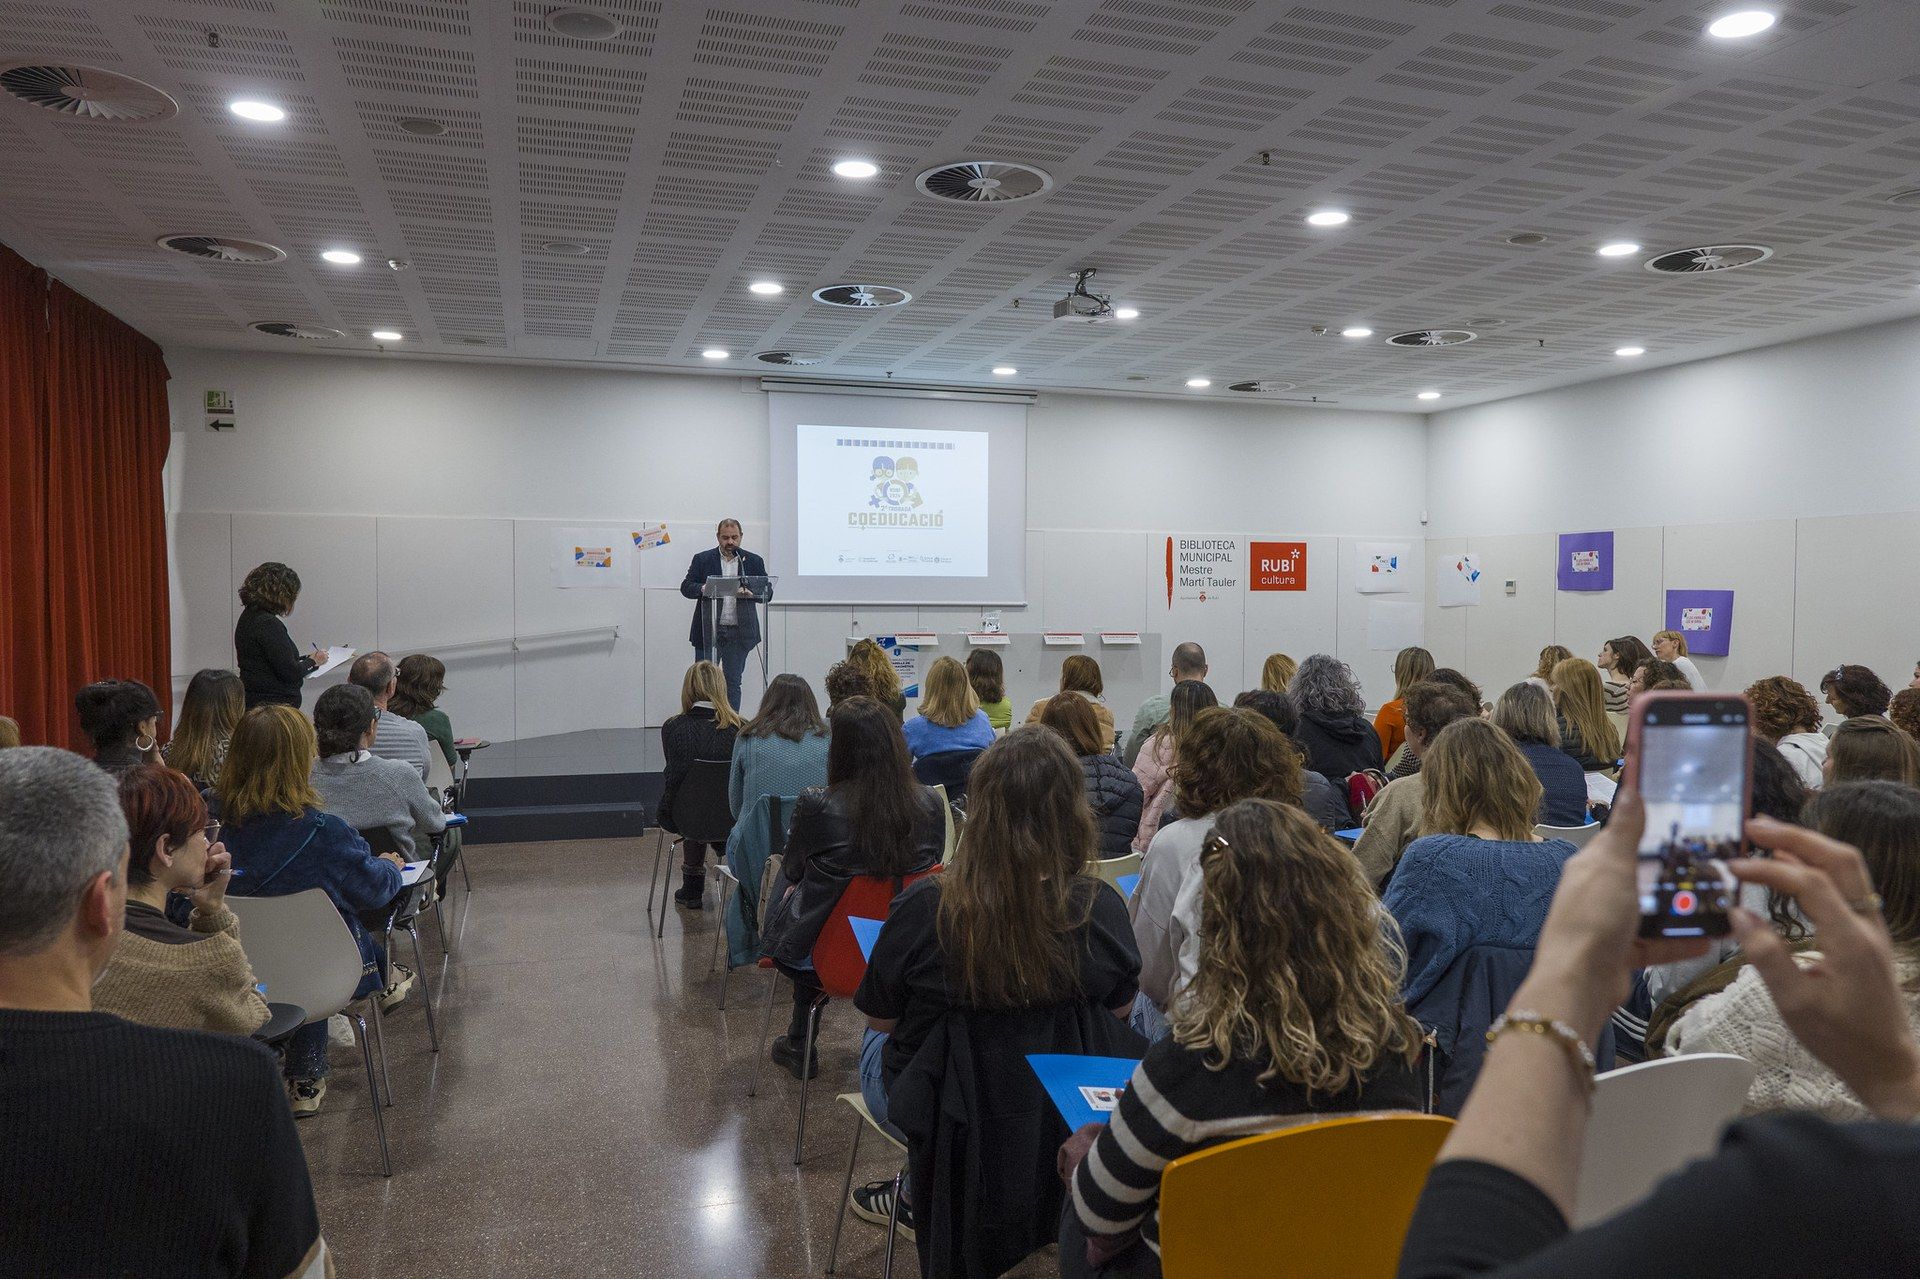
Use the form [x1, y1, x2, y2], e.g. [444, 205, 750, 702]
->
[91, 902, 272, 1037]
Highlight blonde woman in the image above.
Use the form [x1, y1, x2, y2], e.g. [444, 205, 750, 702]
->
[846, 638, 906, 719]
[1382, 718, 1581, 1112]
[1260, 652, 1297, 694]
[1652, 629, 1705, 690]
[1526, 644, 1574, 693]
[1373, 646, 1435, 762]
[660, 661, 745, 907]
[902, 655, 994, 760]
[1550, 657, 1623, 772]
[1064, 800, 1424, 1274]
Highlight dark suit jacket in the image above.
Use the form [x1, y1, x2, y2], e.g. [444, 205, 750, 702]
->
[679, 547, 769, 648]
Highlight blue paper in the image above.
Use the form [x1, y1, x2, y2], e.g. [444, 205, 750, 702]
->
[1026, 1054, 1142, 1129]
[1335, 827, 1363, 842]
[848, 915, 884, 961]
[1115, 873, 1140, 899]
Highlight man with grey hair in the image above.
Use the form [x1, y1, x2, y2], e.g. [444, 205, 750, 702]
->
[349, 649, 432, 780]
[1124, 641, 1209, 766]
[0, 748, 334, 1276]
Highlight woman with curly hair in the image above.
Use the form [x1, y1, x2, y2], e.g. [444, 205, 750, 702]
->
[1287, 654, 1383, 781]
[1062, 800, 1424, 1278]
[845, 638, 906, 720]
[1747, 675, 1828, 790]
[233, 562, 329, 709]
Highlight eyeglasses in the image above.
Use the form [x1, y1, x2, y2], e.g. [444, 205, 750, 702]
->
[202, 820, 222, 846]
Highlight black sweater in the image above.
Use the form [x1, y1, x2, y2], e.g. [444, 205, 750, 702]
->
[234, 606, 313, 709]
[658, 706, 738, 833]
[0, 1009, 329, 1277]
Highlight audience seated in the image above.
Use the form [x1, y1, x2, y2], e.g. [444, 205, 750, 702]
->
[1129, 679, 1217, 854]
[823, 658, 872, 709]
[163, 668, 244, 791]
[92, 764, 270, 1036]
[1288, 654, 1385, 783]
[1892, 687, 1920, 744]
[1747, 675, 1829, 790]
[0, 714, 18, 748]
[346, 651, 431, 780]
[1124, 642, 1207, 766]
[761, 696, 944, 1081]
[1039, 692, 1144, 860]
[728, 673, 830, 817]
[1354, 682, 1484, 885]
[902, 656, 995, 761]
[1825, 716, 1920, 786]
[1651, 630, 1705, 689]
[1382, 718, 1583, 1113]
[388, 653, 457, 770]
[1061, 800, 1425, 1279]
[846, 638, 907, 719]
[1550, 658, 1622, 772]
[1490, 682, 1589, 827]
[1374, 645, 1436, 763]
[1597, 635, 1651, 715]
[853, 727, 1142, 1266]
[309, 685, 446, 861]
[0, 747, 334, 1276]
[1632, 658, 1688, 695]
[74, 678, 162, 779]
[1260, 651, 1296, 694]
[1427, 667, 1484, 709]
[1821, 663, 1893, 730]
[659, 661, 744, 907]
[1527, 645, 1573, 693]
[1230, 690, 1349, 831]
[965, 648, 1013, 732]
[1132, 708, 1301, 1013]
[1026, 654, 1117, 750]
[220, 705, 407, 1115]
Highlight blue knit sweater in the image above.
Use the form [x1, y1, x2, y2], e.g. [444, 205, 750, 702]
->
[728, 731, 830, 817]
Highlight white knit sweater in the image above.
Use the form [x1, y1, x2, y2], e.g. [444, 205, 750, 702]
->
[1667, 953, 1920, 1119]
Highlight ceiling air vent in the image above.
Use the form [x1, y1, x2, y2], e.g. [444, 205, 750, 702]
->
[1644, 244, 1773, 275]
[1227, 380, 1298, 393]
[812, 284, 912, 309]
[915, 160, 1053, 205]
[754, 351, 822, 366]
[157, 235, 285, 264]
[1387, 329, 1477, 348]
[0, 64, 178, 121]
[249, 321, 345, 341]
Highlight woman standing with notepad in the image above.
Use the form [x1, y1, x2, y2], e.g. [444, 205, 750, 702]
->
[234, 562, 329, 709]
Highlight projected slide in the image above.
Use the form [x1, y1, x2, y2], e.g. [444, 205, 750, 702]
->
[794, 423, 990, 577]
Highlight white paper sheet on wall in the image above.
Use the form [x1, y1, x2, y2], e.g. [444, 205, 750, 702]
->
[1355, 541, 1411, 594]
[1366, 600, 1425, 651]
[553, 527, 633, 589]
[1435, 552, 1484, 608]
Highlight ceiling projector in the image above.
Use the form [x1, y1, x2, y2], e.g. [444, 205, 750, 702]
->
[1052, 267, 1114, 322]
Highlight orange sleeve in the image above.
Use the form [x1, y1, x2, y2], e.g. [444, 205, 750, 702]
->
[1374, 700, 1406, 759]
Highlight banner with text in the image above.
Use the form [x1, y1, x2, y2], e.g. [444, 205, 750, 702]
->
[1149, 534, 1247, 700]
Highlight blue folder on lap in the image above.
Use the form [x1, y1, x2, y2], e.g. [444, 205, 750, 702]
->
[1026, 1054, 1143, 1129]
[849, 915, 884, 961]
[1335, 827, 1363, 843]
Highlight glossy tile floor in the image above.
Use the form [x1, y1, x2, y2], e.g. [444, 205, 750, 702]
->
[295, 834, 920, 1278]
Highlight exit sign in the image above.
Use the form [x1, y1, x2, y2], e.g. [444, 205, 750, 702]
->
[1250, 541, 1307, 591]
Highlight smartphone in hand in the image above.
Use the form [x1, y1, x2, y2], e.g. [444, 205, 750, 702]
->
[1625, 691, 1754, 939]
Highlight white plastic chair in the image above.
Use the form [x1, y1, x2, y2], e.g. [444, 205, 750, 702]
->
[826, 1092, 909, 1277]
[228, 889, 396, 1176]
[1088, 851, 1142, 894]
[1535, 821, 1602, 849]
[1574, 1052, 1756, 1226]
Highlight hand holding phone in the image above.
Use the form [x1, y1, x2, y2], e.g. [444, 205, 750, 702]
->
[1625, 692, 1754, 939]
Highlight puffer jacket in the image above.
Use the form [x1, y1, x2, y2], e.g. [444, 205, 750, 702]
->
[1083, 752, 1145, 860]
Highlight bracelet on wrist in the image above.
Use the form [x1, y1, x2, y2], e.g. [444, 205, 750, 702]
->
[1487, 1009, 1597, 1098]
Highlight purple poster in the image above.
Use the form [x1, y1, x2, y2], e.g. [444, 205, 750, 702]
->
[1557, 530, 1614, 591]
[1664, 589, 1735, 657]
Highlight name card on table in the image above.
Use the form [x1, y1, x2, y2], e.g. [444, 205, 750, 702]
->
[966, 632, 1011, 646]
[1043, 632, 1085, 647]
[1099, 632, 1141, 646]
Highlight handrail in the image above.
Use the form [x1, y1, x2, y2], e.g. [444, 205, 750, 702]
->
[392, 624, 622, 656]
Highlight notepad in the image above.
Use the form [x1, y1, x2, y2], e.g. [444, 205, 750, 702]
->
[1114, 873, 1140, 899]
[1026, 1054, 1142, 1129]
[1335, 827, 1363, 842]
[304, 647, 356, 681]
[849, 915, 884, 960]
[399, 860, 431, 887]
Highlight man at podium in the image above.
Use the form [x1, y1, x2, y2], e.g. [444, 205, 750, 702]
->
[680, 518, 770, 710]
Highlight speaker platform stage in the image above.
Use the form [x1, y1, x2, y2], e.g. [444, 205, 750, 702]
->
[461, 729, 662, 845]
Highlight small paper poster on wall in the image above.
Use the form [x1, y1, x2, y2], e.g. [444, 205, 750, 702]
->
[870, 636, 924, 700]
[1557, 531, 1614, 592]
[631, 523, 670, 551]
[1664, 589, 1735, 656]
[1355, 541, 1410, 594]
[1436, 553, 1483, 608]
[552, 526, 632, 589]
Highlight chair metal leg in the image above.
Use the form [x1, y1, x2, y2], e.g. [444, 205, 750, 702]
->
[654, 835, 683, 940]
[747, 968, 781, 1099]
[710, 875, 734, 975]
[408, 925, 439, 1053]
[352, 1011, 392, 1178]
[826, 1109, 865, 1273]
[457, 847, 473, 893]
[430, 891, 451, 955]
[646, 828, 670, 916]
[881, 1167, 905, 1279]
[795, 997, 821, 1165]
[369, 990, 394, 1108]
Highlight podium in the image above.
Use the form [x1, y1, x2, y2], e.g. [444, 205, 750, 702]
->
[700, 573, 777, 688]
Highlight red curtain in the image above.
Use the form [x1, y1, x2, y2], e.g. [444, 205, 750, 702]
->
[0, 250, 173, 750]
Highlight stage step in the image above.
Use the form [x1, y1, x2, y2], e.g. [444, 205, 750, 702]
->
[462, 770, 662, 844]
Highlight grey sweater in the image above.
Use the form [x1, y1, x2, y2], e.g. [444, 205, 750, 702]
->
[311, 752, 446, 858]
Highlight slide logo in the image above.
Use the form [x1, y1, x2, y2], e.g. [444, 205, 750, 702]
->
[1250, 541, 1307, 591]
[852, 453, 943, 527]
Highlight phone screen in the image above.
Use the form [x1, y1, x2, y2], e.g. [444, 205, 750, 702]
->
[1635, 696, 1751, 938]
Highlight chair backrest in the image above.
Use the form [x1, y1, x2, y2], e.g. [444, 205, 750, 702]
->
[930, 783, 958, 864]
[678, 757, 737, 843]
[1158, 1113, 1454, 1278]
[1088, 851, 1142, 893]
[912, 747, 984, 803]
[358, 825, 403, 857]
[226, 890, 367, 1025]
[1573, 1052, 1756, 1226]
[425, 747, 456, 800]
[1535, 821, 1600, 849]
[812, 867, 941, 999]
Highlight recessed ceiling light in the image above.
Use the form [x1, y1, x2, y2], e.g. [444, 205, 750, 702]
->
[1114, 307, 1139, 320]
[992, 366, 1017, 376]
[1706, 9, 1777, 38]
[832, 159, 879, 179]
[1305, 210, 1351, 227]
[370, 330, 402, 341]
[544, 7, 622, 40]
[1417, 390, 1442, 401]
[540, 240, 591, 255]
[701, 348, 730, 360]
[228, 99, 285, 122]
[320, 249, 361, 265]
[1340, 326, 1373, 338]
[1597, 241, 1642, 257]
[748, 280, 783, 295]
[1615, 346, 1646, 357]
[1505, 232, 1547, 246]
[397, 117, 448, 137]
[1186, 377, 1211, 388]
